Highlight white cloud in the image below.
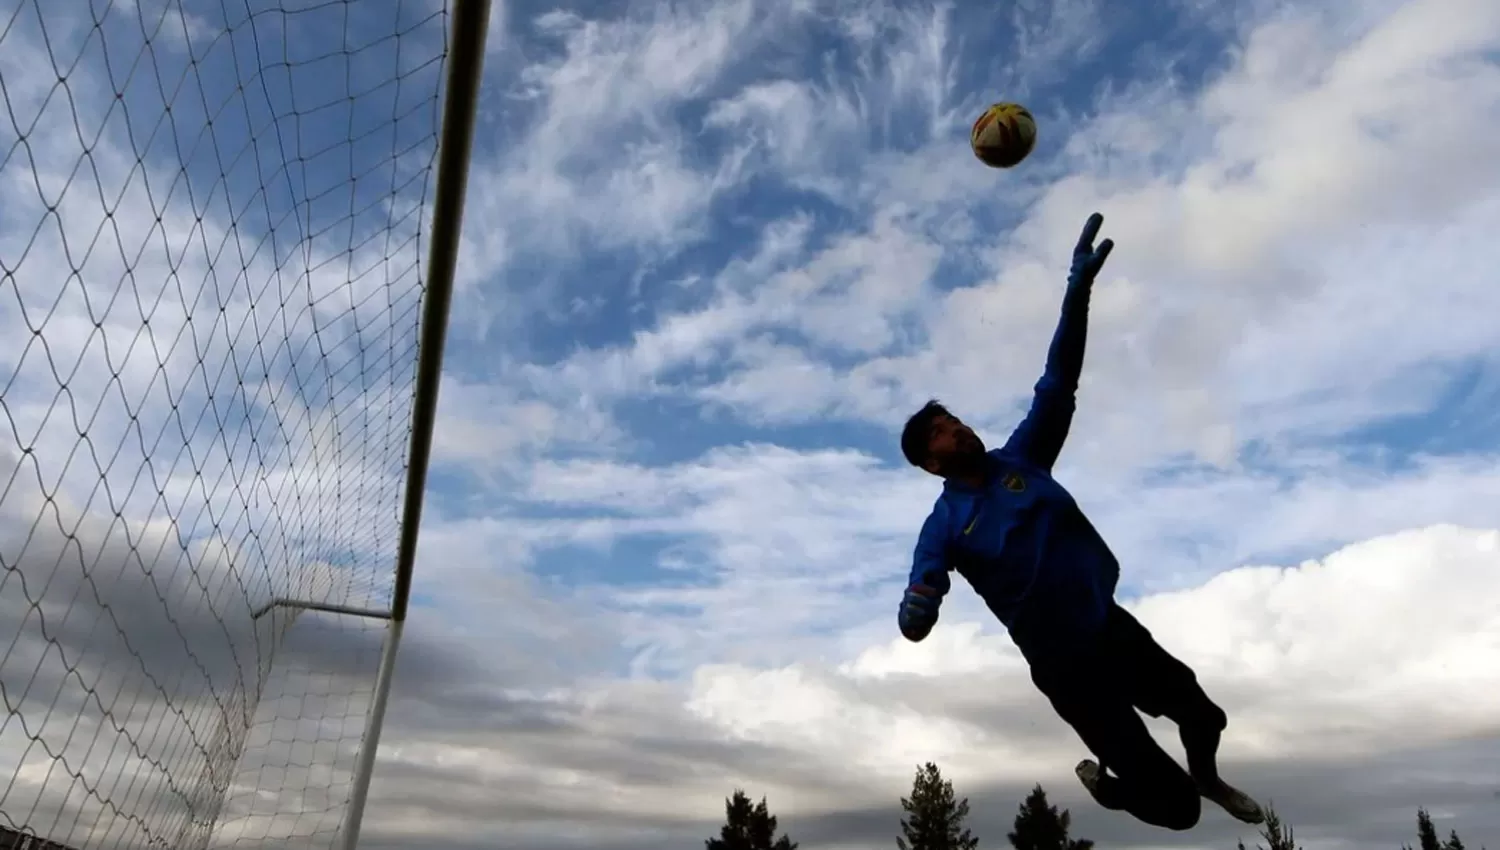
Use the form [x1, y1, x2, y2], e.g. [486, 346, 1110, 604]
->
[381, 2, 1500, 840]
[488, 431, 1500, 683]
[524, 0, 1500, 477]
[7, 0, 1500, 847]
[370, 0, 1500, 842]
[454, 0, 810, 297]
[353, 524, 1500, 849]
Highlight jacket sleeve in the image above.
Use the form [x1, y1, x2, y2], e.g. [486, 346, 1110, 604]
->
[1001, 279, 1093, 470]
[906, 504, 953, 595]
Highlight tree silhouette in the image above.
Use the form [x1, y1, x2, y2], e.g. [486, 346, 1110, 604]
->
[1006, 784, 1093, 850]
[897, 762, 979, 850]
[706, 789, 797, 850]
[1402, 808, 1476, 850]
[1417, 808, 1444, 850]
[1235, 805, 1299, 850]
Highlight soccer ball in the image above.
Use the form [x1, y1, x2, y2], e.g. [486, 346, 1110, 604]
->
[970, 102, 1037, 169]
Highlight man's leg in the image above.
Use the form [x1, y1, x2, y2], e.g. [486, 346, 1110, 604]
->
[1101, 604, 1264, 825]
[1031, 666, 1202, 831]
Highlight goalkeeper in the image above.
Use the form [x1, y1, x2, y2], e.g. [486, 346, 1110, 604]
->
[895, 213, 1264, 832]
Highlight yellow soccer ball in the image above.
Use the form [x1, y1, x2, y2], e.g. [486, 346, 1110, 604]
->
[970, 102, 1037, 169]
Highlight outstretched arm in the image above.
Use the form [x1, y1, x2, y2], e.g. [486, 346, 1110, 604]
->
[1001, 213, 1114, 471]
[898, 508, 951, 642]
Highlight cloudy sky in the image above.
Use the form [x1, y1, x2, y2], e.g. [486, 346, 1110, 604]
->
[2, 0, 1500, 848]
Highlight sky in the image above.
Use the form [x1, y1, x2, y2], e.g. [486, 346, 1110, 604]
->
[2, 0, 1500, 848]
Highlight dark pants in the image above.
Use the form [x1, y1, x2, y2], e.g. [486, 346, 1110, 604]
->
[1029, 603, 1229, 831]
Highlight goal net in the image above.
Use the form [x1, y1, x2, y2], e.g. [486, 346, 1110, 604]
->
[0, 0, 454, 847]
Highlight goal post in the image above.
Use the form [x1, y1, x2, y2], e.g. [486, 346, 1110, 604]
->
[0, 0, 492, 846]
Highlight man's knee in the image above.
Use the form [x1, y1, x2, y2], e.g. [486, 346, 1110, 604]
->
[1155, 777, 1202, 831]
[1110, 749, 1203, 831]
[1191, 699, 1227, 733]
[1166, 669, 1227, 733]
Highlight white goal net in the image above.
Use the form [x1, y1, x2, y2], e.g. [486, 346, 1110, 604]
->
[0, 0, 461, 847]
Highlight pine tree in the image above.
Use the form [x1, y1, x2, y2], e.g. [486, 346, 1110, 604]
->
[1415, 809, 1444, 850]
[1408, 809, 1472, 850]
[706, 789, 798, 850]
[1234, 805, 1298, 850]
[897, 762, 979, 850]
[1006, 785, 1093, 850]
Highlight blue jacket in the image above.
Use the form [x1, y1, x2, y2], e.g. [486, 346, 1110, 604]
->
[904, 280, 1120, 665]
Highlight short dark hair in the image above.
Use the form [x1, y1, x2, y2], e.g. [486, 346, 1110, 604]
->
[901, 399, 952, 468]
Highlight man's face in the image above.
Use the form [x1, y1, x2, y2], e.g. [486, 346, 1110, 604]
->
[924, 414, 985, 475]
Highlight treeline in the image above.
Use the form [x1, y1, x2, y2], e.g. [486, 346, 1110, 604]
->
[704, 762, 1487, 849]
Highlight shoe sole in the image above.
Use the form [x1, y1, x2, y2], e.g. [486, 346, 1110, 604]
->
[1197, 782, 1265, 825]
[1208, 797, 1264, 825]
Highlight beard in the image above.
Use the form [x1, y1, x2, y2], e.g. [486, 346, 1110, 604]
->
[939, 435, 987, 477]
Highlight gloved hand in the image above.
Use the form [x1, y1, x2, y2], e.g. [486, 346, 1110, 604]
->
[898, 584, 941, 642]
[1067, 212, 1114, 290]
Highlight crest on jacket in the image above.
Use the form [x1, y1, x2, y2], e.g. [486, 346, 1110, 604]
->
[1001, 471, 1025, 492]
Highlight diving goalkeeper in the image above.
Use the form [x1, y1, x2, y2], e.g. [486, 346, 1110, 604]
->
[895, 213, 1264, 831]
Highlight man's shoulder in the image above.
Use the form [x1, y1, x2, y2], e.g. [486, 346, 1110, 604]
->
[921, 490, 957, 525]
[987, 446, 1046, 475]
[915, 494, 957, 548]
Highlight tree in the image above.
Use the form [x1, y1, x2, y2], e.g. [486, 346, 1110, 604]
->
[897, 762, 980, 850]
[1417, 808, 1444, 850]
[706, 789, 797, 850]
[1235, 804, 1299, 850]
[1006, 784, 1093, 850]
[1403, 808, 1476, 850]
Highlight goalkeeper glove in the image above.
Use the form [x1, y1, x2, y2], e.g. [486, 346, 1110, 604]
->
[1067, 212, 1114, 291]
[898, 584, 940, 642]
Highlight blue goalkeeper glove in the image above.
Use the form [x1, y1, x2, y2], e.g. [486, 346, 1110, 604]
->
[1067, 212, 1114, 291]
[898, 584, 940, 642]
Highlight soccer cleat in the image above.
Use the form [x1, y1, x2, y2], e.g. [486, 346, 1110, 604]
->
[1075, 759, 1104, 797]
[1199, 779, 1265, 825]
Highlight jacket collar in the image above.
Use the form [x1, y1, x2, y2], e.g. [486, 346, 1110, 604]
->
[941, 452, 998, 495]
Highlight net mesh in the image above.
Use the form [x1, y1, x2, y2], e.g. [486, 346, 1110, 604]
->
[0, 0, 448, 847]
